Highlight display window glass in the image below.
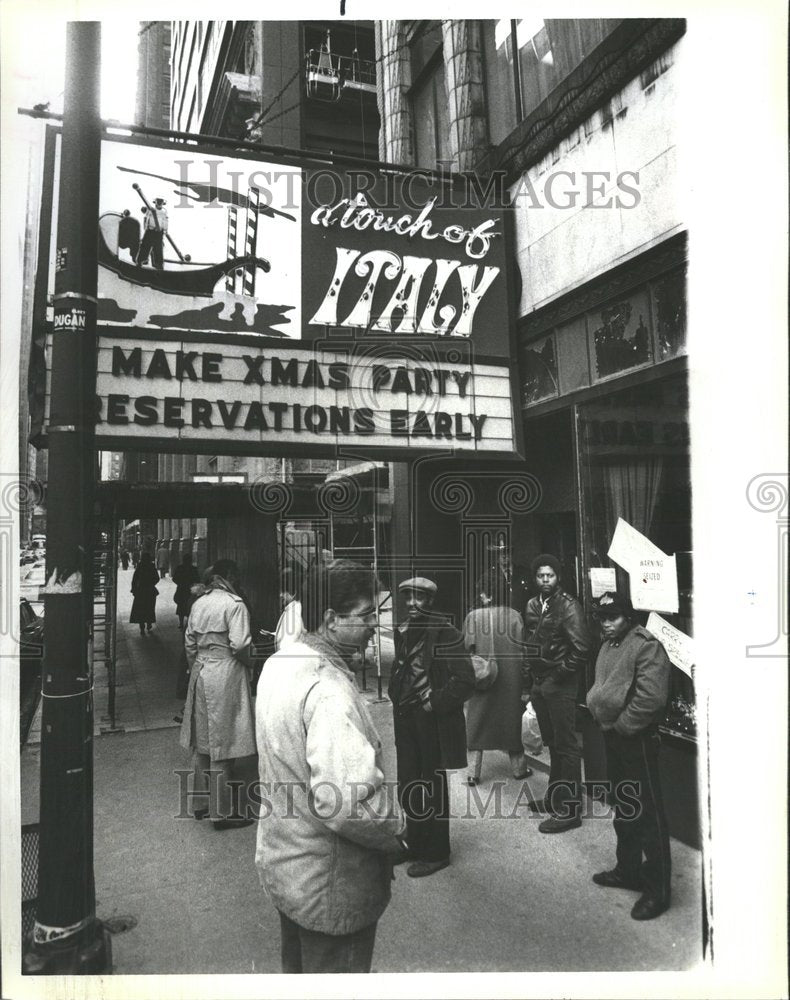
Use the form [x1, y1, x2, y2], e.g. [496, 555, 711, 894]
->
[651, 265, 688, 361]
[521, 332, 559, 405]
[481, 19, 624, 145]
[577, 373, 695, 739]
[589, 288, 653, 381]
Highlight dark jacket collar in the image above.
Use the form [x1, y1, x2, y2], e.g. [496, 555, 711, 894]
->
[397, 610, 450, 635]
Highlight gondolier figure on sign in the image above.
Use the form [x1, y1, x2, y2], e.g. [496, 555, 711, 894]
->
[136, 197, 168, 269]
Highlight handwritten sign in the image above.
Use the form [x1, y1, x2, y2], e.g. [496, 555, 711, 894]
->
[646, 612, 694, 676]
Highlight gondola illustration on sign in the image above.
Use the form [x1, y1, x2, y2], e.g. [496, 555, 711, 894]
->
[95, 139, 302, 337]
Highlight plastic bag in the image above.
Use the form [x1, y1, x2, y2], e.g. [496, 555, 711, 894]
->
[521, 701, 544, 755]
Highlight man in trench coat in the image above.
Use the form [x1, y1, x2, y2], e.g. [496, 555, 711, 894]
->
[389, 577, 475, 878]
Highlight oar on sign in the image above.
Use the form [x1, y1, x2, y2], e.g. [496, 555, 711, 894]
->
[132, 183, 192, 262]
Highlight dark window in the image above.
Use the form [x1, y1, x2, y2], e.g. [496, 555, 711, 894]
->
[590, 289, 653, 381]
[522, 333, 559, 405]
[522, 266, 686, 408]
[408, 23, 451, 170]
[482, 19, 623, 145]
[651, 266, 687, 361]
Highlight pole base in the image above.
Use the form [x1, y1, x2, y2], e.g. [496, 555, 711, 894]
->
[23, 920, 112, 975]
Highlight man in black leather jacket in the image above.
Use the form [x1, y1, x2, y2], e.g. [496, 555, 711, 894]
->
[390, 577, 475, 878]
[523, 554, 591, 833]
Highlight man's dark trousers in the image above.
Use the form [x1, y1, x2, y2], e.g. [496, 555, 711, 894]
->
[278, 912, 377, 973]
[603, 727, 671, 904]
[393, 703, 450, 862]
[530, 672, 582, 818]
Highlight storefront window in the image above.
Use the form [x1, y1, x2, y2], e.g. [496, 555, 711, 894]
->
[651, 266, 687, 361]
[482, 19, 623, 145]
[589, 288, 653, 381]
[521, 266, 687, 410]
[521, 333, 559, 405]
[577, 374, 694, 739]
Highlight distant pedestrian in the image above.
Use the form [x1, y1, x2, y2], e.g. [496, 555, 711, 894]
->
[475, 539, 531, 614]
[586, 591, 672, 921]
[172, 553, 200, 630]
[180, 559, 256, 830]
[120, 548, 129, 570]
[274, 567, 305, 651]
[155, 543, 170, 580]
[131, 546, 140, 568]
[463, 577, 533, 786]
[523, 554, 591, 833]
[389, 576, 475, 878]
[255, 558, 406, 974]
[130, 551, 159, 635]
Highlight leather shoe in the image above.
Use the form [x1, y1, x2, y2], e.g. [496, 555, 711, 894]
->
[631, 894, 670, 920]
[213, 817, 254, 831]
[465, 775, 479, 786]
[512, 767, 534, 780]
[527, 798, 550, 813]
[538, 815, 581, 834]
[592, 868, 644, 891]
[407, 859, 450, 878]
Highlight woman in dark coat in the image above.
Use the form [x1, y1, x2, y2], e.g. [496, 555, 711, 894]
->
[130, 551, 159, 635]
[172, 553, 201, 630]
[462, 577, 533, 785]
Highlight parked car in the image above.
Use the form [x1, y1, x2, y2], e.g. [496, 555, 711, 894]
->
[20, 598, 44, 745]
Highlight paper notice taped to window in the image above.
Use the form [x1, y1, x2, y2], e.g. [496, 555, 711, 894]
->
[646, 612, 694, 676]
[589, 567, 617, 597]
[630, 553, 679, 613]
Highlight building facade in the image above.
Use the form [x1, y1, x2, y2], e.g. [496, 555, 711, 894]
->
[118, 17, 695, 840]
[122, 20, 386, 629]
[376, 18, 695, 843]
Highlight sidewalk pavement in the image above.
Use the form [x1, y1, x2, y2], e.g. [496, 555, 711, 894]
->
[20, 577, 703, 974]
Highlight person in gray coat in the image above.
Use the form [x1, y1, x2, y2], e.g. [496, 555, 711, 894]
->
[255, 559, 406, 974]
[179, 559, 256, 830]
[587, 591, 672, 921]
[463, 575, 533, 785]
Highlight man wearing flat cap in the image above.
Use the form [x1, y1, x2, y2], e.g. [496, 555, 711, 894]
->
[389, 576, 475, 877]
[523, 554, 591, 833]
[587, 591, 672, 920]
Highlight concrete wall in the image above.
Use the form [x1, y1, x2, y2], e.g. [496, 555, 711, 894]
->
[511, 39, 684, 316]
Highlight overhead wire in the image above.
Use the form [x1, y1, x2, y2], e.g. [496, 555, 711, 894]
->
[242, 20, 445, 141]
